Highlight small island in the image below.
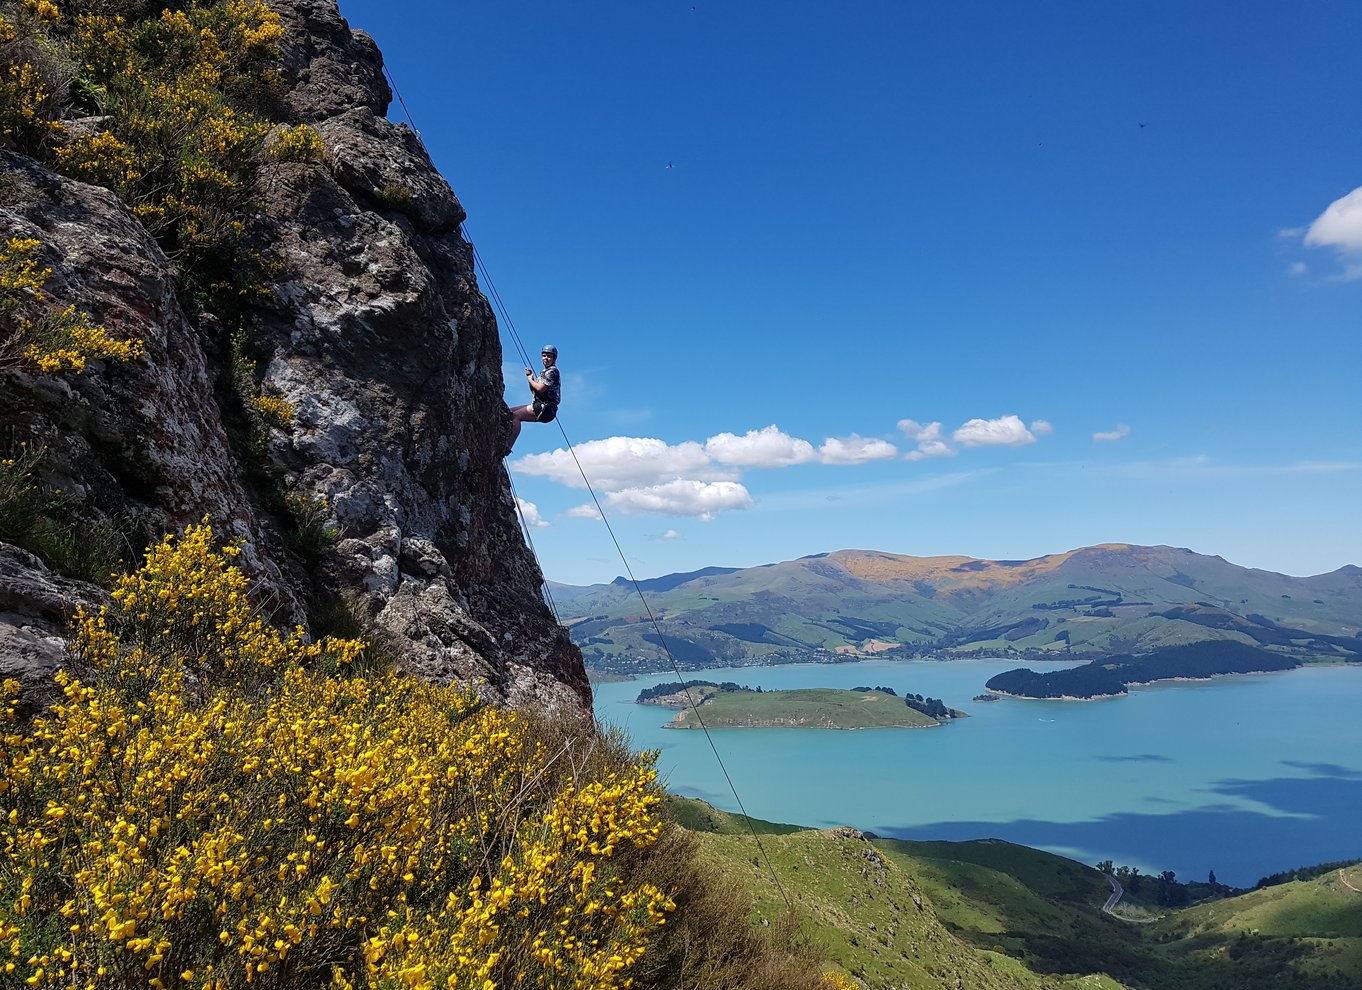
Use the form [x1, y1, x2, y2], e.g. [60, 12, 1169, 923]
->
[636, 681, 967, 729]
[985, 641, 1302, 700]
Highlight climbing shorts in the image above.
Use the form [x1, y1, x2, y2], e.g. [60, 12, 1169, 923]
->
[532, 399, 557, 423]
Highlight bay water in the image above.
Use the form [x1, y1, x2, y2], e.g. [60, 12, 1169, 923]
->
[591, 659, 1362, 887]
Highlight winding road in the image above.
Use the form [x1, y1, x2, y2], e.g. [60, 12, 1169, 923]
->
[1100, 872, 1156, 924]
[1102, 873, 1125, 913]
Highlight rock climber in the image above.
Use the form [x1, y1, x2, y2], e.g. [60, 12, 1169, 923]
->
[507, 344, 560, 453]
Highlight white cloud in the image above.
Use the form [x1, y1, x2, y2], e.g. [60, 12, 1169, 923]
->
[1302, 185, 1362, 280]
[906, 441, 954, 461]
[1093, 424, 1131, 443]
[1305, 186, 1362, 252]
[897, 419, 940, 441]
[657, 529, 683, 541]
[584, 480, 754, 520]
[1030, 419, 1054, 436]
[1289, 261, 1308, 276]
[953, 414, 1036, 448]
[514, 497, 549, 528]
[705, 425, 816, 468]
[897, 419, 956, 460]
[516, 436, 721, 490]
[524, 415, 1044, 521]
[819, 434, 898, 464]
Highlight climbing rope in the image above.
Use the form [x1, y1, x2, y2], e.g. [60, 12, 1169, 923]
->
[383, 65, 419, 138]
[504, 464, 562, 622]
[382, 61, 794, 915]
[468, 232, 794, 915]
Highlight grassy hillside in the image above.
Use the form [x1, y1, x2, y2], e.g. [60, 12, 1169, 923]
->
[556, 545, 1361, 674]
[666, 688, 942, 729]
[1151, 864, 1362, 986]
[670, 797, 1360, 990]
[668, 799, 1087, 989]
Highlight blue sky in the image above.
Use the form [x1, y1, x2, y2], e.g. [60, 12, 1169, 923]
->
[337, 0, 1360, 585]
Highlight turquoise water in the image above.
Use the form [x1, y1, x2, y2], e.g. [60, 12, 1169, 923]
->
[592, 660, 1362, 887]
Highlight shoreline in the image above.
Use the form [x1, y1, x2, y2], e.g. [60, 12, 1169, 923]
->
[985, 687, 1123, 702]
[664, 718, 942, 730]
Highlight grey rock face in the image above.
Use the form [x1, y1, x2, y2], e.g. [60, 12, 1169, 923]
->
[0, 544, 107, 717]
[318, 108, 465, 234]
[0, 151, 300, 608]
[0, 0, 589, 716]
[271, 0, 391, 121]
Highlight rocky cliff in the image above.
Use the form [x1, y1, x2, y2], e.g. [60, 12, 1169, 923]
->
[0, 0, 588, 715]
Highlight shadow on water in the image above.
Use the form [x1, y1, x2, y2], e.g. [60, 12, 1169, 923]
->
[1281, 760, 1362, 777]
[878, 764, 1362, 887]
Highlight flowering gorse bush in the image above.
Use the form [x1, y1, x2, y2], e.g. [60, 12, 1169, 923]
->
[820, 972, 859, 990]
[226, 332, 294, 463]
[247, 392, 293, 428]
[266, 123, 323, 163]
[0, 1, 67, 148]
[56, 1, 283, 276]
[0, 237, 143, 373]
[0, 520, 677, 990]
[0, 0, 290, 305]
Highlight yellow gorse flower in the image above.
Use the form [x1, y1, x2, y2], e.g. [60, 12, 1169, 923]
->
[821, 971, 859, 990]
[2, 0, 294, 326]
[45, 1, 284, 298]
[0, 9, 65, 144]
[248, 392, 294, 428]
[267, 124, 325, 163]
[0, 239, 144, 374]
[0, 239, 48, 300]
[18, 0, 60, 25]
[0, 520, 675, 988]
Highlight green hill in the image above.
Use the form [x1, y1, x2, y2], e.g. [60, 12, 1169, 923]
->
[668, 798, 1094, 989]
[1150, 864, 1362, 985]
[552, 545, 1362, 674]
[669, 797, 1361, 990]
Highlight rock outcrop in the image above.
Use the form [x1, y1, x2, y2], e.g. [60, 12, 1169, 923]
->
[0, 0, 588, 715]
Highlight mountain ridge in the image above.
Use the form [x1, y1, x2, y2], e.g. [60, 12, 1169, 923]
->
[553, 544, 1361, 673]
[567, 543, 1359, 593]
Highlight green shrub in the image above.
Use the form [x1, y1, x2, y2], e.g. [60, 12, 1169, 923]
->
[375, 181, 415, 215]
[280, 491, 336, 563]
[0, 441, 129, 583]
